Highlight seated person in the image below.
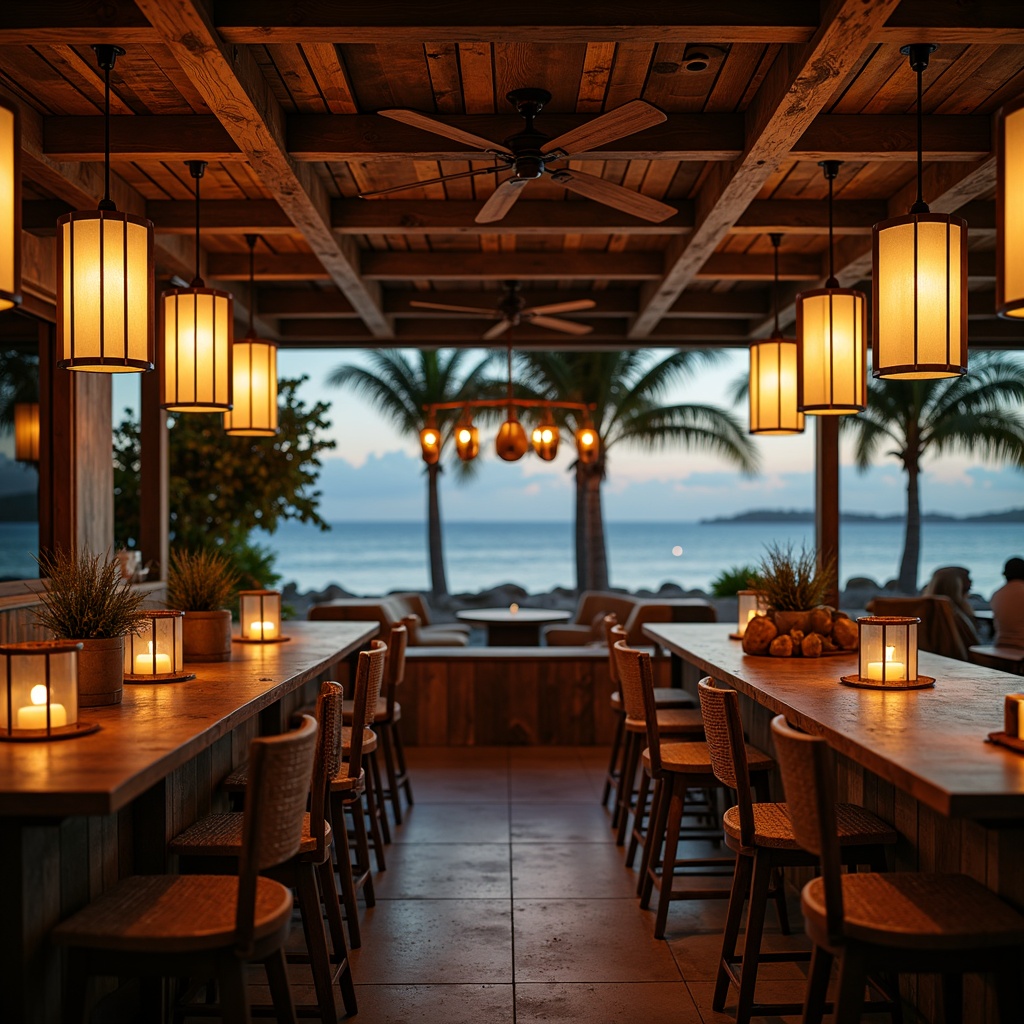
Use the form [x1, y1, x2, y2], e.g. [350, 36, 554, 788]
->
[923, 565, 980, 650]
[991, 557, 1024, 649]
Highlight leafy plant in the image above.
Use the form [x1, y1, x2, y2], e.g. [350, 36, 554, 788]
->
[166, 548, 239, 612]
[34, 549, 147, 640]
[710, 565, 759, 597]
[750, 543, 836, 611]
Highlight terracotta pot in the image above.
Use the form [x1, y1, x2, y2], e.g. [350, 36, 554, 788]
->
[77, 636, 125, 707]
[771, 610, 813, 635]
[183, 610, 232, 662]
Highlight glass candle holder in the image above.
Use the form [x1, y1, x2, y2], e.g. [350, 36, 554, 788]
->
[735, 590, 767, 638]
[238, 590, 287, 642]
[124, 610, 192, 682]
[841, 616, 934, 690]
[0, 640, 97, 740]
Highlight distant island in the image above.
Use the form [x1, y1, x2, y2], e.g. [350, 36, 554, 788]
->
[700, 507, 1024, 525]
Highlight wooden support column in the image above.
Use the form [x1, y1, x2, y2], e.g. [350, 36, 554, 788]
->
[138, 367, 168, 581]
[815, 417, 841, 608]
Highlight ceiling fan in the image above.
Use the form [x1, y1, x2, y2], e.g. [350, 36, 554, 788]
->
[360, 88, 676, 225]
[409, 281, 596, 341]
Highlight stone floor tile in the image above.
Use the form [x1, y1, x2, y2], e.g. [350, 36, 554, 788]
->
[373, 842, 511, 899]
[512, 841, 640, 898]
[392, 801, 510, 844]
[515, 982, 702, 1023]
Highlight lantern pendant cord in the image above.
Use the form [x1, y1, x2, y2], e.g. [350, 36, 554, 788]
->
[246, 235, 256, 335]
[506, 344, 514, 409]
[827, 172, 834, 282]
[916, 65, 923, 209]
[194, 172, 201, 283]
[771, 234, 780, 336]
[102, 63, 111, 206]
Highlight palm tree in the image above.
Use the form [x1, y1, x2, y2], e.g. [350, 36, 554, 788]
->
[516, 351, 759, 592]
[327, 349, 492, 597]
[842, 353, 1024, 594]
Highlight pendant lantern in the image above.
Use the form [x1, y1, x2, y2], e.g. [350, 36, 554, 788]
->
[420, 415, 441, 465]
[454, 410, 479, 461]
[749, 234, 804, 435]
[531, 410, 560, 460]
[796, 161, 867, 415]
[57, 46, 154, 372]
[575, 418, 600, 465]
[0, 97, 20, 311]
[997, 95, 1024, 318]
[162, 160, 233, 412]
[224, 235, 278, 436]
[872, 45, 967, 378]
[13, 402, 39, 463]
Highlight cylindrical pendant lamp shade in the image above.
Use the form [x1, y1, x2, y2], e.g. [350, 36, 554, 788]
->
[997, 97, 1024, 319]
[161, 285, 233, 411]
[796, 287, 867, 414]
[57, 209, 155, 372]
[749, 338, 804, 434]
[872, 213, 967, 378]
[0, 99, 20, 311]
[224, 338, 278, 435]
[14, 402, 39, 463]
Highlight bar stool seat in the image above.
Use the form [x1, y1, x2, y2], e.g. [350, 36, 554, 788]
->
[722, 802, 897, 852]
[343, 696, 398, 723]
[612, 687, 695, 711]
[171, 812, 331, 858]
[631, 708, 705, 736]
[648, 740, 772, 774]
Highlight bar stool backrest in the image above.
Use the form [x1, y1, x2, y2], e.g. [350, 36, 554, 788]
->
[341, 640, 387, 781]
[602, 613, 620, 687]
[309, 681, 344, 858]
[770, 714, 845, 943]
[613, 638, 662, 776]
[698, 677, 755, 846]
[237, 715, 318, 953]
[384, 623, 408, 717]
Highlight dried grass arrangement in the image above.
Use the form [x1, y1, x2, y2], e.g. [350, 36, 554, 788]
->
[167, 548, 239, 612]
[750, 542, 835, 612]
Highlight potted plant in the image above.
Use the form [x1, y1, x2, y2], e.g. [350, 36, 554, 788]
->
[34, 549, 148, 706]
[742, 543, 858, 658]
[167, 549, 239, 662]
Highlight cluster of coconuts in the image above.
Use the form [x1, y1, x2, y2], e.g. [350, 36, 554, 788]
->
[741, 606, 859, 658]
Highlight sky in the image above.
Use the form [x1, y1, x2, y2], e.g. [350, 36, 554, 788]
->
[2, 346, 1022, 522]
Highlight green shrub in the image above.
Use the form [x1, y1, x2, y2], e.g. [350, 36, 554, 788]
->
[710, 565, 758, 597]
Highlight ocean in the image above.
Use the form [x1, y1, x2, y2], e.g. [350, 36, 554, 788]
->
[4, 519, 1017, 598]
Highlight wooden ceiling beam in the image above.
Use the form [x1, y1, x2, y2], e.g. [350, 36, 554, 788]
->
[361, 252, 664, 281]
[133, 0, 391, 338]
[878, 0, 1024, 43]
[146, 199, 296, 234]
[629, 0, 903, 338]
[207, 253, 330, 280]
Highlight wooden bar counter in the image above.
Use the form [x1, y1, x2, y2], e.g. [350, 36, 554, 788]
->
[0, 620, 377, 1024]
[645, 622, 1024, 1022]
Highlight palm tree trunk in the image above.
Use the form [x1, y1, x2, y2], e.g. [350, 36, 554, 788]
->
[583, 465, 609, 591]
[574, 463, 586, 593]
[897, 460, 921, 594]
[426, 463, 448, 597]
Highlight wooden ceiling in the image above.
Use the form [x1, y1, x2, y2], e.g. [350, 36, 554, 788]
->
[2, 0, 1023, 349]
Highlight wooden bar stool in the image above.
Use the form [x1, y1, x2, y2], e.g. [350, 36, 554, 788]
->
[698, 678, 898, 1024]
[771, 713, 1024, 1024]
[613, 638, 774, 940]
[53, 716, 319, 1024]
[170, 681, 357, 1023]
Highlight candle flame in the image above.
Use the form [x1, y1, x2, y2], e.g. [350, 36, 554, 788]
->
[30, 684, 47, 706]
[509, 603, 519, 614]
[147, 640, 154, 655]
[885, 645, 895, 662]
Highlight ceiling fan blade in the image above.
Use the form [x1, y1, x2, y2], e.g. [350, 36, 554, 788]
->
[522, 298, 597, 316]
[379, 108, 511, 154]
[359, 165, 502, 199]
[409, 300, 498, 315]
[482, 320, 512, 341]
[475, 177, 530, 224]
[541, 100, 667, 156]
[527, 315, 594, 336]
[551, 169, 676, 223]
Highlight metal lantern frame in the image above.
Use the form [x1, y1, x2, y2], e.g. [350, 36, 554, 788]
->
[0, 640, 97, 741]
[236, 590, 289, 643]
[123, 610, 194, 683]
[0, 96, 21, 311]
[840, 615, 935, 691]
[997, 94, 1024, 319]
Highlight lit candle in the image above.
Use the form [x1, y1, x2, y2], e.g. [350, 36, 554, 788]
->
[250, 620, 276, 638]
[866, 645, 906, 682]
[134, 640, 172, 674]
[17, 684, 68, 729]
[509, 604, 519, 615]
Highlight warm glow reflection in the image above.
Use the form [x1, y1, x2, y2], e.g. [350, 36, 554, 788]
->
[14, 402, 39, 463]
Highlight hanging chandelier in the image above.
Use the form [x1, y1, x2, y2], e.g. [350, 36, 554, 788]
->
[57, 46, 154, 372]
[161, 160, 233, 412]
[796, 161, 867, 415]
[224, 235, 278, 436]
[0, 97, 20, 312]
[997, 95, 1024, 319]
[749, 234, 804, 435]
[872, 44, 967, 378]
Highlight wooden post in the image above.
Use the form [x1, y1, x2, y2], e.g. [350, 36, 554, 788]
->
[815, 416, 841, 608]
[138, 365, 169, 581]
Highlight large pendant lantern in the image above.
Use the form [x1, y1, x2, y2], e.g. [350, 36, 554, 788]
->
[997, 95, 1024, 319]
[0, 97, 20, 311]
[224, 235, 278, 436]
[872, 45, 967, 378]
[749, 234, 804, 435]
[162, 160, 233, 412]
[57, 46, 154, 372]
[796, 161, 867, 415]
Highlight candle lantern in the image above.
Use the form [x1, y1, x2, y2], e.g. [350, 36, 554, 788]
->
[454, 412, 479, 462]
[123, 610, 194, 683]
[420, 419, 441, 465]
[732, 590, 767, 639]
[237, 590, 288, 643]
[841, 616, 934, 690]
[575, 422, 600, 465]
[0, 640, 97, 741]
[531, 412, 560, 461]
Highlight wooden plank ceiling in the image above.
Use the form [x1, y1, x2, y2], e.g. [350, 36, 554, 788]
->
[1, 0, 1022, 349]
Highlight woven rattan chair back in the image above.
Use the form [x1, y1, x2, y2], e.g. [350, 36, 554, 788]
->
[237, 715, 318, 951]
[309, 681, 344, 858]
[613, 639, 662, 775]
[342, 640, 387, 780]
[603, 614, 621, 687]
[770, 714, 845, 942]
[384, 623, 408, 716]
[698, 677, 755, 845]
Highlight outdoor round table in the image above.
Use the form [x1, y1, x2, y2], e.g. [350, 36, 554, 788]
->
[455, 608, 572, 646]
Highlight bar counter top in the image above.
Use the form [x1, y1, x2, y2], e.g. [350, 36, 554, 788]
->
[644, 623, 1024, 820]
[0, 620, 377, 818]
